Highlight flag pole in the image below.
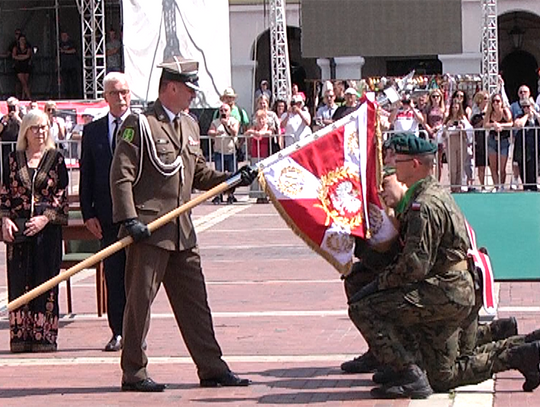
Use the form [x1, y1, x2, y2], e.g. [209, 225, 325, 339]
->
[0, 174, 244, 315]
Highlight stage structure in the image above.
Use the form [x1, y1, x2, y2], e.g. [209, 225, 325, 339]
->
[269, 0, 292, 102]
[481, 0, 499, 96]
[77, 0, 106, 100]
[122, 0, 231, 107]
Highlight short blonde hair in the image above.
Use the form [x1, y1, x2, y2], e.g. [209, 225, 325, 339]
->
[473, 91, 488, 106]
[16, 110, 55, 151]
[44, 100, 57, 111]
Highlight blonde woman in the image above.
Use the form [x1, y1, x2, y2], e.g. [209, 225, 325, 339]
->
[443, 100, 473, 192]
[0, 110, 68, 352]
[485, 94, 513, 190]
[423, 89, 446, 139]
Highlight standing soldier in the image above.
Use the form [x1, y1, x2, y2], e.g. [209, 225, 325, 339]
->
[110, 57, 257, 392]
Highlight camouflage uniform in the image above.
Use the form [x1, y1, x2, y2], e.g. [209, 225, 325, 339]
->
[349, 176, 475, 390]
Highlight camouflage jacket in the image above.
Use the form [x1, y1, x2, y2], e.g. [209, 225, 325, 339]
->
[377, 176, 474, 306]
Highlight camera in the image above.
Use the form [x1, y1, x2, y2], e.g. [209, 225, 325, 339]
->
[8, 105, 16, 113]
[220, 113, 226, 119]
[453, 120, 459, 126]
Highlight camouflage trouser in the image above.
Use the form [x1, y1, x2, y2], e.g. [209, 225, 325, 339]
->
[458, 287, 483, 355]
[343, 262, 378, 301]
[344, 262, 419, 360]
[349, 284, 472, 389]
[434, 335, 526, 391]
[458, 281, 506, 355]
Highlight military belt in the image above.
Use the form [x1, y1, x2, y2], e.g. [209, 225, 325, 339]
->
[446, 259, 469, 271]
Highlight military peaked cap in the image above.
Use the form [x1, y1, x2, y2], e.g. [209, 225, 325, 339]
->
[158, 56, 200, 91]
[389, 133, 437, 155]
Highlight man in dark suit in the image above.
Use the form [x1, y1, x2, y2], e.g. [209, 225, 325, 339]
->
[80, 72, 131, 351]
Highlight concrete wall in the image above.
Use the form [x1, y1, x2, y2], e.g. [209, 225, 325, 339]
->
[229, 3, 300, 111]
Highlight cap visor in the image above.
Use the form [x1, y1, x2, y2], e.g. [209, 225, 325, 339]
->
[185, 81, 200, 91]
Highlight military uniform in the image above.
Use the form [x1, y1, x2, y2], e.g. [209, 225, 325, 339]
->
[350, 135, 540, 397]
[350, 175, 475, 390]
[110, 100, 231, 384]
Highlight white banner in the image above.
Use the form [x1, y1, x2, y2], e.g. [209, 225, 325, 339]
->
[123, 0, 231, 108]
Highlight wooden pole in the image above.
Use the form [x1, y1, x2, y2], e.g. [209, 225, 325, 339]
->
[0, 174, 242, 315]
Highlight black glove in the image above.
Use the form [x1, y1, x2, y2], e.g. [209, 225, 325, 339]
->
[234, 165, 258, 187]
[348, 280, 378, 305]
[124, 218, 151, 242]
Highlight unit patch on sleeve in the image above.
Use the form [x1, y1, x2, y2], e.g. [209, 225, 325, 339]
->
[122, 128, 135, 143]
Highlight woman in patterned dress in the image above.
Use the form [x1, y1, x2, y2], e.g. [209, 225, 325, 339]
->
[0, 110, 68, 353]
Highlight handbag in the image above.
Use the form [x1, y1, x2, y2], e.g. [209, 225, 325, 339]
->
[12, 218, 29, 244]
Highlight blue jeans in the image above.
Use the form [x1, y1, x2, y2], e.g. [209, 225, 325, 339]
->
[213, 153, 236, 173]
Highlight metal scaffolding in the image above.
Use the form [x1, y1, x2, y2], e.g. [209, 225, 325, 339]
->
[269, 0, 291, 102]
[77, 0, 106, 99]
[481, 0, 499, 96]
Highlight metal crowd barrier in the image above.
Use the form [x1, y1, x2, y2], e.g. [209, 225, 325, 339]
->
[383, 125, 540, 192]
[2, 126, 536, 203]
[201, 133, 295, 199]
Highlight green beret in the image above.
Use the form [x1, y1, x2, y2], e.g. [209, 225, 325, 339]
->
[389, 133, 437, 155]
[382, 165, 396, 177]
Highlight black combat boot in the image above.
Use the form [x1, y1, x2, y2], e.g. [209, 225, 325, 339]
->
[524, 329, 540, 343]
[490, 317, 518, 341]
[372, 367, 399, 384]
[506, 340, 540, 392]
[340, 350, 380, 373]
[370, 364, 433, 399]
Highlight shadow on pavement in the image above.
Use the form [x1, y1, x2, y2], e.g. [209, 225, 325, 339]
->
[264, 378, 372, 389]
[0, 387, 122, 397]
[195, 390, 373, 404]
[246, 366, 351, 378]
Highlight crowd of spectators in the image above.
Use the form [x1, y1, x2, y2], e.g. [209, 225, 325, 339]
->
[199, 80, 540, 197]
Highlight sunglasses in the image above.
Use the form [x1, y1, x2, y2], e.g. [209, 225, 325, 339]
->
[30, 124, 48, 133]
[492, 99, 502, 103]
[431, 94, 441, 98]
[394, 157, 415, 163]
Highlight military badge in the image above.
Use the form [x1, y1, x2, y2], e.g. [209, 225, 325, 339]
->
[411, 202, 421, 211]
[122, 128, 135, 143]
[188, 135, 200, 146]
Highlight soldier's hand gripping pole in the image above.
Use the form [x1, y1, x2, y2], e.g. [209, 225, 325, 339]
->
[0, 167, 258, 315]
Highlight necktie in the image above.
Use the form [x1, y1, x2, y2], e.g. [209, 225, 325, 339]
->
[173, 116, 181, 135]
[111, 117, 121, 152]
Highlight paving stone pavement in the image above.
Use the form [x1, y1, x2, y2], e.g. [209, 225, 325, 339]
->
[0, 200, 538, 407]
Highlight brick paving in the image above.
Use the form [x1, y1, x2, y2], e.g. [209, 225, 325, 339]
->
[0, 200, 538, 406]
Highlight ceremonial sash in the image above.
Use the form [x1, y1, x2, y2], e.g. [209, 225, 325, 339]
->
[465, 220, 496, 314]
